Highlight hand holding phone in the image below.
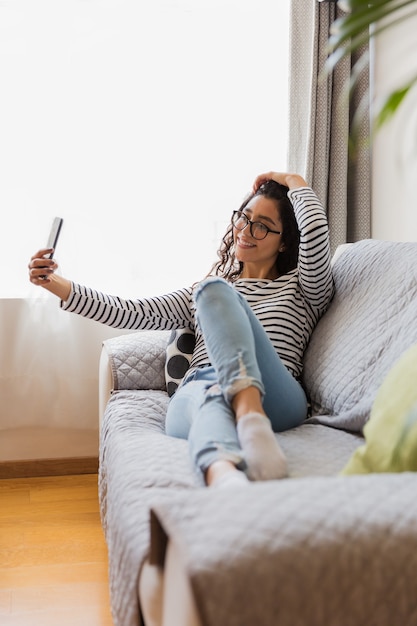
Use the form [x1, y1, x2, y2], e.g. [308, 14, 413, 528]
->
[46, 217, 64, 258]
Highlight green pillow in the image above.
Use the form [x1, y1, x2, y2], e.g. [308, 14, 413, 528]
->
[342, 343, 417, 474]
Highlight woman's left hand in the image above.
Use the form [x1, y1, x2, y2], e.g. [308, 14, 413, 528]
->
[253, 172, 308, 192]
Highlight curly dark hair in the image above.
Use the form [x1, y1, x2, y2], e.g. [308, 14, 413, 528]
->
[210, 179, 300, 281]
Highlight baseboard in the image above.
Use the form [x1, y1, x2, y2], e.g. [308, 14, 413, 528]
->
[0, 456, 99, 479]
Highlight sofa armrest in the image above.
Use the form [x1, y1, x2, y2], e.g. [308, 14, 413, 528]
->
[150, 473, 417, 626]
[99, 347, 114, 427]
[98, 330, 171, 425]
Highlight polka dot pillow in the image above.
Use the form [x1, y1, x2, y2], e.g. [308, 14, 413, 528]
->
[165, 328, 196, 397]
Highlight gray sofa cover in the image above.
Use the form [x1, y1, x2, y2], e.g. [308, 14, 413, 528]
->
[98, 239, 417, 626]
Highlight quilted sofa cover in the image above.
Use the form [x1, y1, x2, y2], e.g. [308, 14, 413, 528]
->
[98, 239, 417, 626]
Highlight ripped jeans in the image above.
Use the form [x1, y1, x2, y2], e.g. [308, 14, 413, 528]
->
[165, 277, 308, 476]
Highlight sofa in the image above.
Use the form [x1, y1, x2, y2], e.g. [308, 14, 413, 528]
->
[98, 239, 417, 626]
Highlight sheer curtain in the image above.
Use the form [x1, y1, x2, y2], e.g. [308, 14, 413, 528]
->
[0, 0, 290, 437]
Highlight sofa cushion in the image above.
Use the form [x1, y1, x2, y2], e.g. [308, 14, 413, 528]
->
[342, 343, 417, 474]
[103, 330, 170, 391]
[303, 239, 417, 432]
[165, 328, 196, 397]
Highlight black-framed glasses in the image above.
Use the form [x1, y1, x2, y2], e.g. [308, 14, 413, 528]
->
[232, 210, 282, 241]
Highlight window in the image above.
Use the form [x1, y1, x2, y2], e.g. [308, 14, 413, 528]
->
[1, 0, 290, 298]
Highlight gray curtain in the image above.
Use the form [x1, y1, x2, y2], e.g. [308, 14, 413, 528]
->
[287, 0, 371, 252]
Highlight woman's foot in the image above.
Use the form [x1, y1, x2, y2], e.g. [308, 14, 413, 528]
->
[237, 412, 288, 480]
[206, 460, 249, 488]
[210, 470, 250, 488]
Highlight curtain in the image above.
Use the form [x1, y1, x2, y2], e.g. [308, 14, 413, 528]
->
[287, 0, 371, 252]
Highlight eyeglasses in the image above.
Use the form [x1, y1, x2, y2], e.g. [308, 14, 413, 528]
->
[232, 211, 282, 240]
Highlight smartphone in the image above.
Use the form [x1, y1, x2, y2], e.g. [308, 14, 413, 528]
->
[46, 217, 64, 259]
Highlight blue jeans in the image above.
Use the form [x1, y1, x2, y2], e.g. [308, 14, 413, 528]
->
[165, 277, 307, 475]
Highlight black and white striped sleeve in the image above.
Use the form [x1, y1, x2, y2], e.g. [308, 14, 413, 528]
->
[288, 186, 334, 313]
[60, 283, 195, 331]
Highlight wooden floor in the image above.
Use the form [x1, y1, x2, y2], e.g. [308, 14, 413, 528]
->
[0, 474, 114, 625]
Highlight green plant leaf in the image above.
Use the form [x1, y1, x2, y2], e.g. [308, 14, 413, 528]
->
[324, 0, 417, 137]
[327, 0, 417, 59]
[375, 77, 417, 129]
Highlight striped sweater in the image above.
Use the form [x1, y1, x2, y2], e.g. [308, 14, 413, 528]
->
[61, 187, 334, 379]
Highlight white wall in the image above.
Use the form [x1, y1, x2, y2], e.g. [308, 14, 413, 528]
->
[372, 9, 417, 241]
[0, 296, 135, 432]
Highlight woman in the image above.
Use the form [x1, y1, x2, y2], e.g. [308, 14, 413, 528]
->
[28, 172, 334, 487]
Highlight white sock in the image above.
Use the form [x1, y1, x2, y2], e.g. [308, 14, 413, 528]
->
[210, 470, 250, 489]
[237, 412, 288, 481]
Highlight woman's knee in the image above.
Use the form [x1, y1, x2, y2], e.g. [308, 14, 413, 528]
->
[194, 277, 239, 321]
[194, 276, 230, 304]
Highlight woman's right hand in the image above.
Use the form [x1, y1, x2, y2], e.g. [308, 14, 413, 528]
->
[28, 249, 57, 285]
[28, 249, 72, 300]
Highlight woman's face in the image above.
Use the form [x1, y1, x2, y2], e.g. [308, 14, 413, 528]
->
[233, 195, 283, 279]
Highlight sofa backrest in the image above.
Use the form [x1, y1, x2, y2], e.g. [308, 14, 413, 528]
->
[302, 239, 417, 432]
